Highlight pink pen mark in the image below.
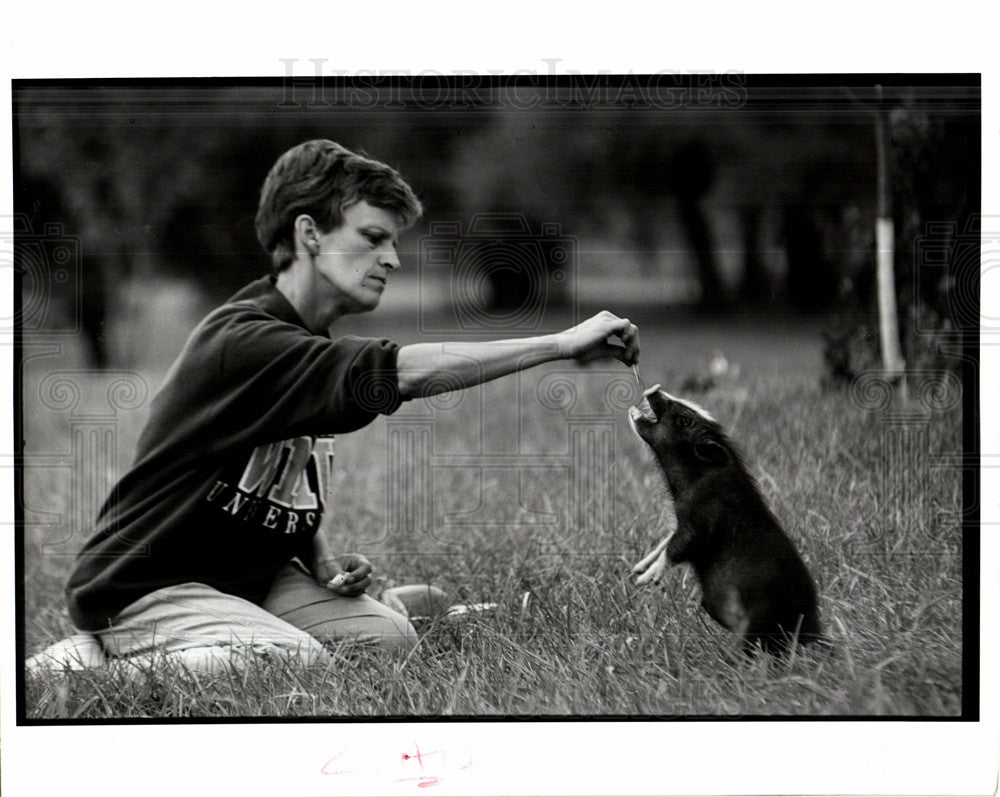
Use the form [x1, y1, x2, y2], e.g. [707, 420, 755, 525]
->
[320, 741, 473, 789]
[398, 743, 446, 787]
[320, 748, 359, 776]
[396, 775, 442, 789]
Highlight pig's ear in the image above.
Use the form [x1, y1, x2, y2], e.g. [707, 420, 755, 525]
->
[693, 436, 730, 467]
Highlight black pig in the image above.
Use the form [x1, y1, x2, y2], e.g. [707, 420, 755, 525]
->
[629, 385, 821, 654]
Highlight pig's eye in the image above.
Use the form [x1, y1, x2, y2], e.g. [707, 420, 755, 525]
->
[675, 415, 692, 428]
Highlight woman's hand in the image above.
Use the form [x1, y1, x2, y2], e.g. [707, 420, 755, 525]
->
[556, 311, 641, 366]
[314, 553, 373, 596]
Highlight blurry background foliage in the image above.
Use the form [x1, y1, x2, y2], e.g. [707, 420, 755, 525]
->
[14, 81, 978, 381]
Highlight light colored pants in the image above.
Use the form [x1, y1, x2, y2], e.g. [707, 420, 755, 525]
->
[95, 561, 417, 675]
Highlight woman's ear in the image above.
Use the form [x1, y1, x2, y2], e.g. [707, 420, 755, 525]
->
[293, 214, 320, 255]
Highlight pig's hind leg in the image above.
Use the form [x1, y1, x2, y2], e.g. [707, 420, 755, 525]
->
[701, 587, 751, 638]
[699, 566, 752, 644]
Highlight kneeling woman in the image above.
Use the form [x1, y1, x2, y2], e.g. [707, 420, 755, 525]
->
[64, 140, 641, 674]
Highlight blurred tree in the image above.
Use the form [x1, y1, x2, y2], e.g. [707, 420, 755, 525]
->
[890, 92, 978, 380]
[15, 85, 489, 366]
[17, 80, 972, 377]
[663, 139, 723, 307]
[14, 171, 112, 365]
[781, 186, 842, 313]
[821, 84, 978, 387]
[738, 202, 769, 302]
[16, 87, 225, 365]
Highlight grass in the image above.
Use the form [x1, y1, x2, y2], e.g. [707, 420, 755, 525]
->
[20, 311, 966, 718]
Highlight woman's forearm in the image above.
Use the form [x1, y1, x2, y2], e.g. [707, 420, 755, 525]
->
[394, 311, 641, 399]
[396, 335, 565, 398]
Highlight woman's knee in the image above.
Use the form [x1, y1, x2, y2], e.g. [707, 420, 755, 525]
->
[363, 614, 418, 654]
[266, 579, 419, 654]
[308, 608, 418, 654]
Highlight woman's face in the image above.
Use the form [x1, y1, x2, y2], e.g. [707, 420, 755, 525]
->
[312, 201, 402, 317]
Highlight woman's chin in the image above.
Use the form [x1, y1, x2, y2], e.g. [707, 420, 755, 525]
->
[334, 289, 383, 316]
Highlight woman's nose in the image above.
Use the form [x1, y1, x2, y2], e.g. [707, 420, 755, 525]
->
[379, 244, 401, 269]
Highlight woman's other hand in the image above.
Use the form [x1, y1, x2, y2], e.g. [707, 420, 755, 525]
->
[315, 553, 373, 596]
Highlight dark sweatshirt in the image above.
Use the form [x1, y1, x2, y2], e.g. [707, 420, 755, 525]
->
[66, 277, 404, 631]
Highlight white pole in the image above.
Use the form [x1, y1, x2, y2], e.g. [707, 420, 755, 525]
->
[875, 215, 906, 376]
[874, 86, 906, 383]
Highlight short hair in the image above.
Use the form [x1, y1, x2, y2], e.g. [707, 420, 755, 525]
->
[255, 140, 424, 272]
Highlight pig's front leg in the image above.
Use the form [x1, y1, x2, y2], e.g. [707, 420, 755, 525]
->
[631, 534, 672, 585]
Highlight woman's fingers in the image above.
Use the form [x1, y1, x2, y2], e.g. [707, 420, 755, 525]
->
[577, 313, 641, 365]
[576, 341, 627, 364]
[348, 562, 372, 583]
[326, 572, 349, 589]
[615, 317, 641, 366]
[338, 554, 373, 577]
[338, 576, 372, 596]
[325, 553, 374, 594]
[327, 572, 372, 595]
[575, 331, 640, 367]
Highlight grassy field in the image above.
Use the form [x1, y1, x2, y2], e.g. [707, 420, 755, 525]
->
[21, 310, 966, 718]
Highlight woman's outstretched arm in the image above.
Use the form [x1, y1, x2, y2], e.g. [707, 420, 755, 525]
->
[395, 311, 640, 398]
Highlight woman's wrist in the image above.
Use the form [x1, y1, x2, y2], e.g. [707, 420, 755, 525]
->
[548, 330, 572, 361]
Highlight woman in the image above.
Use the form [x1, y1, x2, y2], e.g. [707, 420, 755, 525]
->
[60, 139, 641, 674]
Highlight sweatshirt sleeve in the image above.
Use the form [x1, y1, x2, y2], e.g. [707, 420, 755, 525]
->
[136, 303, 406, 458]
[215, 305, 405, 438]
